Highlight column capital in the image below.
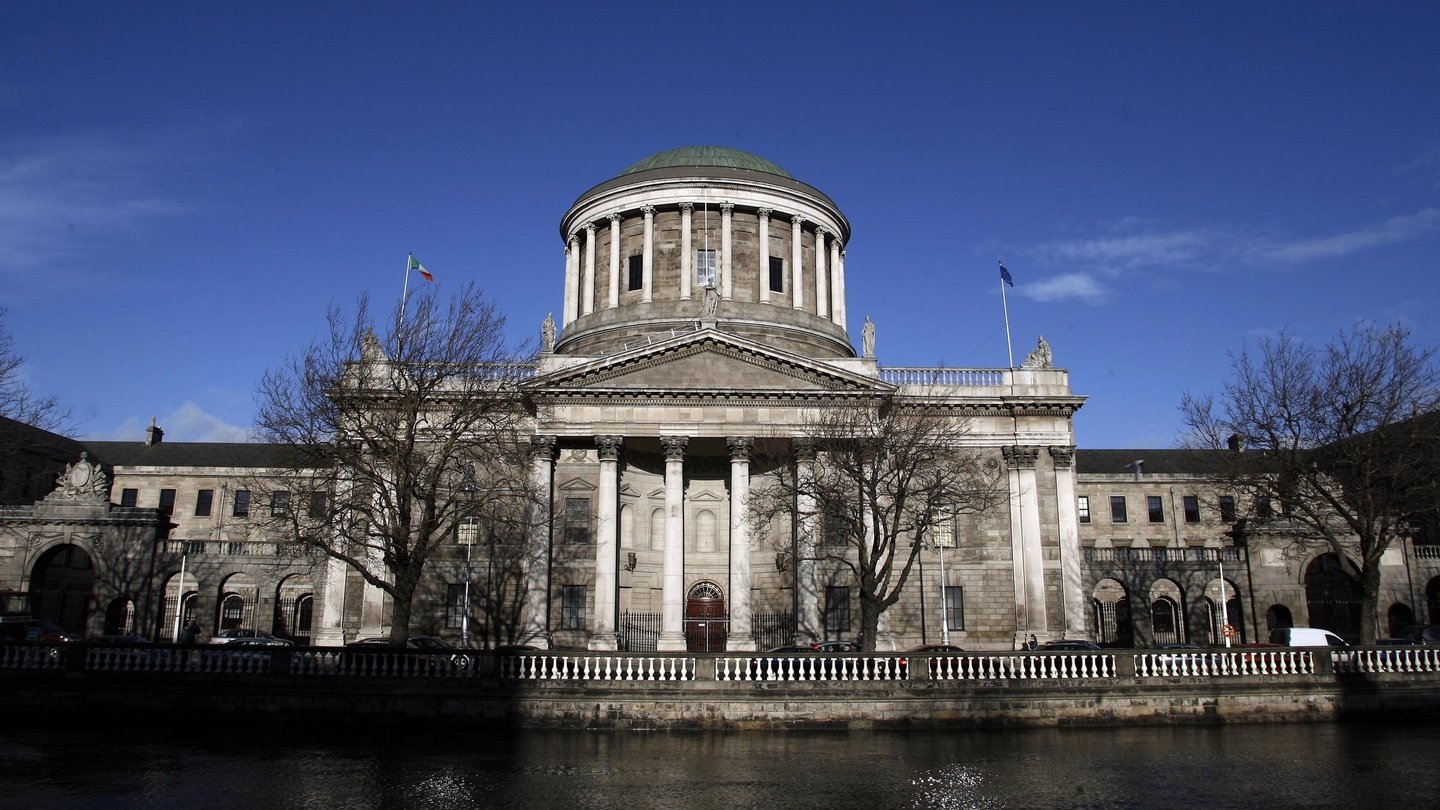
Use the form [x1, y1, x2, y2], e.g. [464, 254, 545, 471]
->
[1003, 445, 1041, 469]
[563, 242, 573, 256]
[756, 207, 772, 219]
[727, 436, 754, 461]
[607, 211, 623, 224]
[595, 435, 623, 461]
[719, 202, 735, 213]
[530, 435, 558, 459]
[791, 215, 806, 227]
[678, 201, 693, 213]
[1048, 445, 1076, 469]
[584, 222, 597, 234]
[660, 435, 688, 461]
[641, 204, 656, 217]
[792, 437, 816, 463]
[815, 225, 829, 237]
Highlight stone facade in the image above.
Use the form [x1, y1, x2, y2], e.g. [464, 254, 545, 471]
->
[2, 146, 1430, 651]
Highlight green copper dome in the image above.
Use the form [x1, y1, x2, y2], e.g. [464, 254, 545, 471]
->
[621, 146, 793, 179]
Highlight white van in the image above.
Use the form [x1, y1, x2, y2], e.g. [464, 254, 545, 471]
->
[1269, 627, 1349, 647]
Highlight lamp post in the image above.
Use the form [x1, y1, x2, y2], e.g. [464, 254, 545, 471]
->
[936, 538, 950, 646]
[459, 475, 477, 649]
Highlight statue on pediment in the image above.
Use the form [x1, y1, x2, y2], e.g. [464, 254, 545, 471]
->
[701, 284, 720, 319]
[48, 452, 109, 502]
[1021, 335, 1053, 369]
[541, 312, 556, 353]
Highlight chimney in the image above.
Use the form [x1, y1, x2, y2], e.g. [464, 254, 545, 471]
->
[144, 417, 164, 446]
[1227, 434, 1245, 452]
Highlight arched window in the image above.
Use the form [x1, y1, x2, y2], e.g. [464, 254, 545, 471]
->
[1151, 597, 1180, 645]
[1305, 553, 1363, 642]
[1388, 603, 1415, 638]
[650, 508, 665, 551]
[1265, 604, 1293, 633]
[695, 510, 716, 553]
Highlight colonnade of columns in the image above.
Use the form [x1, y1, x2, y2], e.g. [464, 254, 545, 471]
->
[560, 204, 847, 332]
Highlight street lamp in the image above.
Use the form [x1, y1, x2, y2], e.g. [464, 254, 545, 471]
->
[459, 473, 477, 649]
[933, 506, 955, 646]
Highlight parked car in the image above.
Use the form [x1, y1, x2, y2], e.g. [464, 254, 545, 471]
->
[1268, 627, 1348, 647]
[911, 644, 965, 653]
[1397, 625, 1440, 645]
[346, 635, 471, 672]
[211, 628, 281, 645]
[1039, 640, 1104, 651]
[812, 640, 862, 653]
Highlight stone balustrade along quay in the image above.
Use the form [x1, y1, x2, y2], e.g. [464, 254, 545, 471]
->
[3, 642, 1439, 730]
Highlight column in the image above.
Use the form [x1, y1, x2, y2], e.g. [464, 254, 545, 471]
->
[641, 205, 655, 304]
[658, 436, 688, 651]
[790, 216, 805, 309]
[830, 240, 846, 329]
[794, 439, 821, 643]
[720, 202, 734, 299]
[679, 203, 693, 300]
[312, 557, 350, 646]
[520, 436, 556, 648]
[589, 435, 623, 650]
[757, 208, 772, 304]
[814, 227, 829, 319]
[607, 212, 621, 309]
[1050, 446, 1088, 638]
[727, 437, 756, 650]
[360, 581, 386, 637]
[1003, 445, 1047, 645]
[583, 223, 597, 316]
[563, 234, 580, 326]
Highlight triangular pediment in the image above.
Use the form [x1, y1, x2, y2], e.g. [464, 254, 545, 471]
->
[528, 330, 891, 396]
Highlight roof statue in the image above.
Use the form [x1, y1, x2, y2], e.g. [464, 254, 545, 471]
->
[541, 312, 556, 353]
[861, 316, 876, 358]
[1021, 335, 1053, 369]
[47, 452, 109, 502]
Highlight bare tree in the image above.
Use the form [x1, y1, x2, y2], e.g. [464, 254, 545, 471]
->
[254, 284, 537, 645]
[1181, 324, 1440, 643]
[749, 396, 1006, 651]
[0, 308, 70, 432]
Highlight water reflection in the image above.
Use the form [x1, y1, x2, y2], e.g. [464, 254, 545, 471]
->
[1, 722, 1436, 809]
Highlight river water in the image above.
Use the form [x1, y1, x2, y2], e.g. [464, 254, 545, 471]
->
[1, 721, 1435, 809]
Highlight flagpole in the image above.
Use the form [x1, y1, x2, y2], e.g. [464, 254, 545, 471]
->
[399, 251, 414, 335]
[999, 260, 1015, 368]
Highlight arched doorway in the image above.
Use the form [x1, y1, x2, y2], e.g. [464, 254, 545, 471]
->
[1092, 579, 1133, 647]
[684, 581, 727, 652]
[103, 598, 136, 636]
[1204, 577, 1245, 644]
[1427, 577, 1440, 624]
[1388, 603, 1415, 638]
[30, 544, 95, 635]
[1148, 579, 1186, 645]
[274, 575, 314, 644]
[216, 573, 260, 635]
[1265, 604, 1293, 634]
[1305, 553, 1363, 642]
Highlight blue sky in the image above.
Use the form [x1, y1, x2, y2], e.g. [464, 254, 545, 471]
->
[3, 2, 1438, 448]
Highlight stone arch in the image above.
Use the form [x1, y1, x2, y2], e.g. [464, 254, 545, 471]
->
[684, 580, 726, 652]
[275, 574, 314, 643]
[619, 503, 634, 549]
[1091, 578, 1132, 647]
[1305, 553, 1362, 642]
[1387, 603, 1415, 638]
[103, 597, 137, 636]
[650, 507, 665, 551]
[159, 569, 200, 642]
[1265, 604, 1294, 634]
[29, 543, 95, 636]
[1203, 577, 1244, 644]
[694, 509, 717, 553]
[1148, 578, 1185, 645]
[217, 572, 260, 635]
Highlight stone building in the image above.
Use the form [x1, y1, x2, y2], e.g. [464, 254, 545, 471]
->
[1, 146, 1434, 648]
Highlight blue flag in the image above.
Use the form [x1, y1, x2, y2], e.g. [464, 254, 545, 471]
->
[999, 261, 1014, 287]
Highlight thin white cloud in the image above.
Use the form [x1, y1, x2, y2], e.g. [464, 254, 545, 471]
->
[1018, 272, 1104, 303]
[100, 402, 251, 443]
[0, 134, 188, 273]
[1013, 207, 1440, 304]
[1260, 208, 1440, 262]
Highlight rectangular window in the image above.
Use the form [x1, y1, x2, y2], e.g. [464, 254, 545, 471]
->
[271, 491, 291, 517]
[768, 256, 785, 292]
[824, 586, 851, 637]
[120, 488, 138, 508]
[194, 489, 213, 517]
[1183, 495, 1201, 524]
[1255, 495, 1273, 519]
[695, 249, 717, 287]
[931, 507, 956, 548]
[1077, 496, 1091, 524]
[944, 585, 965, 631]
[627, 254, 643, 291]
[564, 497, 591, 544]
[158, 488, 176, 516]
[307, 492, 327, 519]
[561, 585, 586, 630]
[1110, 496, 1127, 523]
[232, 489, 251, 517]
[1147, 496, 1165, 523]
[457, 516, 480, 545]
[445, 584, 467, 629]
[823, 510, 849, 547]
[1219, 495, 1236, 523]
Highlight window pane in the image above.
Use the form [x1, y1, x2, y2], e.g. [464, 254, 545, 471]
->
[944, 585, 965, 630]
[824, 585, 850, 636]
[696, 249, 717, 286]
[1183, 496, 1201, 523]
[308, 492, 327, 519]
[1147, 496, 1164, 523]
[446, 583, 467, 629]
[1110, 496, 1127, 523]
[1219, 495, 1236, 523]
[627, 254, 643, 291]
[561, 585, 586, 630]
[194, 489, 213, 517]
[232, 489, 251, 517]
[120, 488, 138, 508]
[768, 256, 785, 292]
[564, 498, 591, 544]
[271, 491, 291, 517]
[1077, 496, 1091, 523]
